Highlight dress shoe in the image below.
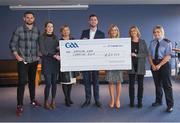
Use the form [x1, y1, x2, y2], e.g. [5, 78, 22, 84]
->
[152, 102, 162, 107]
[31, 100, 41, 107]
[95, 101, 102, 108]
[129, 102, 134, 107]
[166, 107, 173, 113]
[16, 105, 23, 116]
[137, 99, 142, 108]
[129, 99, 134, 108]
[137, 103, 143, 108]
[81, 100, 90, 108]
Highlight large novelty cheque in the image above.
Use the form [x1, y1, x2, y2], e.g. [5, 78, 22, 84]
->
[60, 38, 132, 72]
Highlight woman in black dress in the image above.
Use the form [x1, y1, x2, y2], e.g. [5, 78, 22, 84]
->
[39, 21, 59, 110]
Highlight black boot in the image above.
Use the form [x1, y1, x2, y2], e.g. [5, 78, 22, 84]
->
[130, 98, 134, 107]
[65, 98, 71, 107]
[137, 98, 142, 108]
[68, 85, 73, 104]
[62, 85, 71, 107]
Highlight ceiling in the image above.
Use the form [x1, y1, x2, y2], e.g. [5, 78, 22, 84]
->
[1, 0, 180, 6]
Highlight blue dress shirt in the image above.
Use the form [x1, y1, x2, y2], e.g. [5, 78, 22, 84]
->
[149, 38, 172, 59]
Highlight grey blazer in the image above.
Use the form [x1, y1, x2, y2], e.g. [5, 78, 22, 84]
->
[128, 39, 148, 75]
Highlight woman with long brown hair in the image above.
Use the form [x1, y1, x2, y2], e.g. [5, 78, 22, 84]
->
[39, 21, 59, 110]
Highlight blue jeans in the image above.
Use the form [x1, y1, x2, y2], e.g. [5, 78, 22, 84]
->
[82, 71, 99, 102]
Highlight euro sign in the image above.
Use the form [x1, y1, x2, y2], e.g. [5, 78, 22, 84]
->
[65, 42, 79, 48]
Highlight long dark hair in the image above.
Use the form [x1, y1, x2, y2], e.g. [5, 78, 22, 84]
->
[43, 21, 56, 39]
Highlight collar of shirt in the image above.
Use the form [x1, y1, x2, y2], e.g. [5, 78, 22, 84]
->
[89, 28, 97, 39]
[155, 37, 163, 43]
[23, 24, 34, 31]
[151, 37, 171, 59]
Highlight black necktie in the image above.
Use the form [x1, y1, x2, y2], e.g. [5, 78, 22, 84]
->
[155, 40, 160, 60]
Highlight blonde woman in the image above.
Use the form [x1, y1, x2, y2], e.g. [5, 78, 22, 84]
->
[128, 26, 148, 108]
[106, 24, 123, 109]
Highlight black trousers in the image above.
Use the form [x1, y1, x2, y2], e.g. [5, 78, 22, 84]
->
[129, 74, 144, 102]
[151, 61, 174, 108]
[17, 61, 38, 106]
[82, 71, 99, 101]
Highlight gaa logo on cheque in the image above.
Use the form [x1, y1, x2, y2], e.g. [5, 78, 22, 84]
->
[65, 42, 79, 48]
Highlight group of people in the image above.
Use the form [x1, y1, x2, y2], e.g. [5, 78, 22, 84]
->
[9, 11, 174, 116]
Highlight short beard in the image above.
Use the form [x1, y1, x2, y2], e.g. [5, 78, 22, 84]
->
[90, 25, 97, 28]
[26, 22, 33, 25]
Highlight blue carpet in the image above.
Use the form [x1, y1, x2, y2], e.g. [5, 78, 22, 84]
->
[0, 77, 180, 122]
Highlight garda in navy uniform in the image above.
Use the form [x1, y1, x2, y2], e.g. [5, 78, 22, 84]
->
[149, 37, 174, 112]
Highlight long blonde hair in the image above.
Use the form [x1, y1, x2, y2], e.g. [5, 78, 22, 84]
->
[108, 24, 120, 38]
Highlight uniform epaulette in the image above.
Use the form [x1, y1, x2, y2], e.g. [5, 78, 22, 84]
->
[163, 38, 171, 43]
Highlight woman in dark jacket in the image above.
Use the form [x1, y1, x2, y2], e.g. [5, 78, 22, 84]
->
[39, 21, 59, 110]
[59, 25, 76, 107]
[128, 26, 148, 108]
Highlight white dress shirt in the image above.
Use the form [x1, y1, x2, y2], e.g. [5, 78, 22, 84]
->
[89, 28, 97, 39]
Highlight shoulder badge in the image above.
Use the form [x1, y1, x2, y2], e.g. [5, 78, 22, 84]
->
[163, 38, 171, 43]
